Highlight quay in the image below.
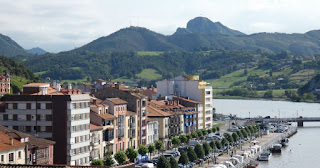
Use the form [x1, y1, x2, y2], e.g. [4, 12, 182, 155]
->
[198, 126, 298, 168]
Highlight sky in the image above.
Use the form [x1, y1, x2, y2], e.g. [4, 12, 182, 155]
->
[1, 0, 320, 53]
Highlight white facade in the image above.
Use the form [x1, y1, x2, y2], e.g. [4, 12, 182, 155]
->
[156, 75, 213, 129]
[146, 121, 159, 145]
[0, 147, 25, 164]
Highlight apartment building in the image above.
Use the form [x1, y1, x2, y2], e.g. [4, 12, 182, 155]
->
[126, 111, 137, 149]
[103, 98, 128, 153]
[94, 84, 147, 145]
[89, 97, 115, 157]
[146, 118, 159, 145]
[0, 83, 91, 166]
[0, 125, 55, 165]
[0, 72, 10, 96]
[156, 75, 213, 129]
[89, 124, 103, 161]
[146, 105, 170, 149]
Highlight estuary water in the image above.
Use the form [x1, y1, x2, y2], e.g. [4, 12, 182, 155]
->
[213, 99, 320, 168]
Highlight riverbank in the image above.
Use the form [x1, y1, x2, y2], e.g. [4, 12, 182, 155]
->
[198, 127, 297, 168]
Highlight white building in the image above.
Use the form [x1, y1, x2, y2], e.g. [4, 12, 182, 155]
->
[146, 119, 159, 145]
[156, 75, 213, 129]
[0, 83, 91, 166]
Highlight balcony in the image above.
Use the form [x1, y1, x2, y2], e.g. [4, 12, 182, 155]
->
[91, 140, 100, 146]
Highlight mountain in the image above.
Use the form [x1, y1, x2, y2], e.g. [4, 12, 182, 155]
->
[27, 47, 47, 55]
[174, 17, 245, 36]
[298, 74, 320, 96]
[0, 34, 28, 57]
[73, 26, 181, 52]
[64, 17, 320, 55]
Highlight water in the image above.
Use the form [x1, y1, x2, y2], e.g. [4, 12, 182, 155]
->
[213, 99, 320, 168]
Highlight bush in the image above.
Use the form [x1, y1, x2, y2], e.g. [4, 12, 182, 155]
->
[187, 147, 198, 162]
[157, 155, 171, 168]
[178, 151, 189, 165]
[114, 151, 126, 165]
[170, 156, 178, 168]
[194, 144, 205, 159]
[91, 159, 104, 166]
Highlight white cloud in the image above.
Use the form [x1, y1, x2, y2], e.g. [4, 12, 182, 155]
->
[0, 0, 320, 52]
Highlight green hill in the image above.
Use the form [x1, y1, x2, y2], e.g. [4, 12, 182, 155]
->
[0, 34, 28, 57]
[0, 56, 37, 93]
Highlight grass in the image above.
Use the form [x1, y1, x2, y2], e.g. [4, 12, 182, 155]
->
[69, 67, 82, 70]
[60, 77, 88, 84]
[136, 68, 162, 80]
[114, 77, 134, 82]
[10, 76, 29, 93]
[137, 51, 163, 56]
[208, 67, 270, 89]
[34, 71, 47, 77]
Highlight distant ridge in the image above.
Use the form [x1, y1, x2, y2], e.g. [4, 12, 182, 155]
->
[27, 47, 47, 55]
[0, 34, 28, 57]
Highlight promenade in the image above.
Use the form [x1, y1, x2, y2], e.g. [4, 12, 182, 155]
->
[198, 126, 297, 168]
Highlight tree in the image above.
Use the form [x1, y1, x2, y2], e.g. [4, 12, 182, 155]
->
[178, 150, 189, 165]
[202, 129, 208, 136]
[91, 159, 104, 166]
[244, 69, 248, 76]
[194, 144, 205, 159]
[210, 141, 217, 152]
[171, 137, 181, 149]
[155, 140, 164, 156]
[126, 147, 138, 163]
[215, 141, 222, 149]
[221, 138, 228, 146]
[232, 132, 239, 143]
[114, 151, 126, 165]
[211, 127, 216, 133]
[187, 147, 198, 162]
[157, 155, 171, 168]
[236, 130, 244, 139]
[192, 132, 198, 139]
[179, 134, 188, 144]
[197, 130, 203, 137]
[207, 129, 212, 134]
[225, 134, 234, 144]
[170, 156, 178, 168]
[202, 142, 212, 156]
[241, 129, 248, 138]
[138, 145, 149, 156]
[186, 134, 192, 141]
[216, 127, 220, 132]
[104, 155, 115, 166]
[264, 90, 273, 98]
[148, 144, 156, 157]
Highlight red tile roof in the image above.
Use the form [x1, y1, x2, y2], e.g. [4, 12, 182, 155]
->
[0, 132, 25, 152]
[90, 124, 103, 131]
[107, 98, 127, 105]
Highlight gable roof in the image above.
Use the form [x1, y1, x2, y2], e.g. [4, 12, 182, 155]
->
[0, 132, 25, 152]
[146, 106, 172, 117]
[0, 126, 55, 150]
[106, 98, 127, 105]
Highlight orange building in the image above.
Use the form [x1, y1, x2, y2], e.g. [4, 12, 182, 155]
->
[0, 73, 10, 96]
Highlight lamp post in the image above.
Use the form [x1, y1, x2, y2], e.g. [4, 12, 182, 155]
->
[249, 112, 251, 119]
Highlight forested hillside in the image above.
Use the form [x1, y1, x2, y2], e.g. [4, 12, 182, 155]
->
[0, 56, 37, 93]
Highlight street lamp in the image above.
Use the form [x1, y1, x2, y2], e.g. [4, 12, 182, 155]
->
[249, 112, 251, 119]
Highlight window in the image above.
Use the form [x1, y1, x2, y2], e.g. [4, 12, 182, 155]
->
[13, 114, 17, 121]
[26, 115, 31, 121]
[206, 91, 211, 95]
[46, 115, 52, 121]
[72, 103, 76, 109]
[46, 126, 52, 132]
[9, 153, 14, 162]
[18, 151, 21, 159]
[3, 114, 8, 121]
[1, 155, 3, 162]
[46, 103, 52, 109]
[26, 103, 31, 109]
[36, 103, 41, 109]
[26, 126, 31, 132]
[13, 103, 17, 109]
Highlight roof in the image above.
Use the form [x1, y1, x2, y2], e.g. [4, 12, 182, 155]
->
[146, 117, 158, 123]
[146, 106, 172, 117]
[106, 98, 127, 105]
[90, 124, 103, 131]
[0, 126, 55, 151]
[0, 132, 25, 152]
[173, 95, 201, 104]
[23, 83, 50, 87]
[91, 111, 116, 120]
[126, 111, 137, 116]
[83, 83, 93, 86]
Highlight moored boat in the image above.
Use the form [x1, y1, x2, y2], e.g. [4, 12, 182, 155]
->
[280, 138, 289, 147]
[258, 151, 271, 161]
[270, 144, 282, 153]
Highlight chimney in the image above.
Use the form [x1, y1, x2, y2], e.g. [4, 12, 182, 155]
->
[68, 83, 72, 90]
[56, 83, 61, 92]
[10, 137, 13, 145]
